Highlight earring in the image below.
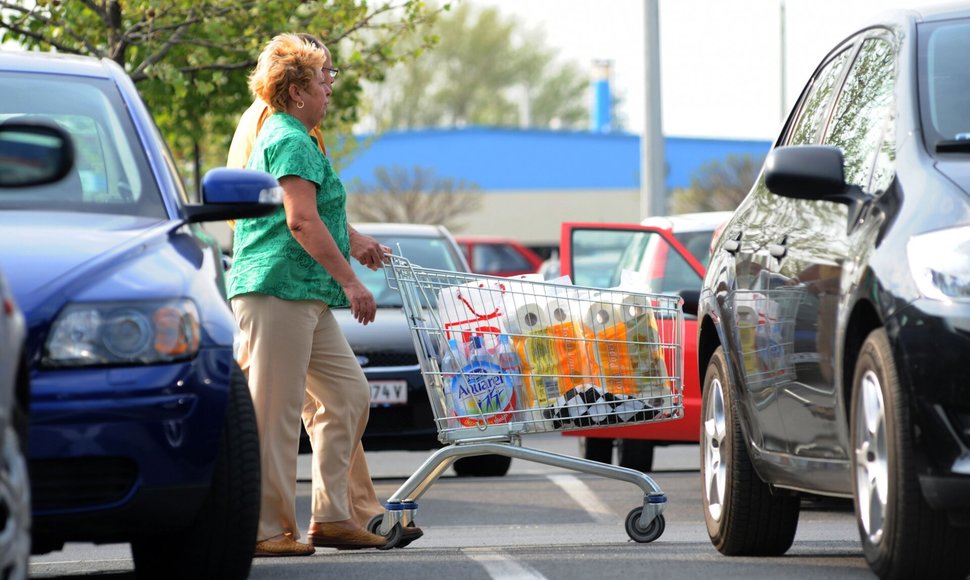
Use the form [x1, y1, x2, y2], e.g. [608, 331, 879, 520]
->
[297, 100, 305, 109]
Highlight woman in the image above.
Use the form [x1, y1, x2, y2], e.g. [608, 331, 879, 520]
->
[229, 33, 389, 556]
[226, 35, 418, 551]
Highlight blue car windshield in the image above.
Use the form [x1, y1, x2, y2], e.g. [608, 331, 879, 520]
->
[353, 234, 462, 308]
[0, 73, 166, 217]
[918, 17, 970, 152]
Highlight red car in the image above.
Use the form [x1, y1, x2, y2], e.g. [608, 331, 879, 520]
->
[455, 236, 544, 277]
[558, 212, 731, 471]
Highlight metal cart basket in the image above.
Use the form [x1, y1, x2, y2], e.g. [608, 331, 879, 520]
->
[371, 255, 684, 547]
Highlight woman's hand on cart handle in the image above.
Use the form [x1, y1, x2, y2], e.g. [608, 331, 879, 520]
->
[349, 228, 390, 271]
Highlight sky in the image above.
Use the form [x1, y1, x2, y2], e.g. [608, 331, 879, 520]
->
[471, 0, 949, 141]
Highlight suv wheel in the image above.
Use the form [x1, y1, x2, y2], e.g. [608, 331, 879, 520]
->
[131, 363, 260, 580]
[701, 347, 799, 556]
[619, 439, 655, 472]
[452, 454, 511, 477]
[851, 329, 970, 580]
[582, 438, 614, 464]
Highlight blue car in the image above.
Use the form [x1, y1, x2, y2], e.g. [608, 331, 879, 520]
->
[0, 52, 281, 578]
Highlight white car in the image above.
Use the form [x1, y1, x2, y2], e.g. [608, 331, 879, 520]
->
[0, 120, 69, 580]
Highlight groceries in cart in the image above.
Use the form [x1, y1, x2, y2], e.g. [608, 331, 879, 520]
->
[433, 272, 681, 433]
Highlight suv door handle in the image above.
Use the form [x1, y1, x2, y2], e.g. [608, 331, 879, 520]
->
[769, 235, 788, 259]
[723, 231, 742, 254]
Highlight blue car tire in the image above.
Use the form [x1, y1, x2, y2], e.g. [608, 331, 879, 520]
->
[130, 363, 260, 579]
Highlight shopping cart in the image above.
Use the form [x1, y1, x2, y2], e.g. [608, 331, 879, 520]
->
[370, 255, 684, 547]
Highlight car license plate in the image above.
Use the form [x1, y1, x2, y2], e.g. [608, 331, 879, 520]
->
[369, 380, 407, 406]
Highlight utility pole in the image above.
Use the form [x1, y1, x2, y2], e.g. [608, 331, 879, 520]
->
[641, 0, 665, 219]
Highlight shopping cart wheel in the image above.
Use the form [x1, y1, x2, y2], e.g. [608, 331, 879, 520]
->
[368, 514, 418, 549]
[376, 522, 404, 550]
[625, 507, 665, 543]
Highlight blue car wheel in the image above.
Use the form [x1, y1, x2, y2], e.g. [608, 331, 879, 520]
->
[130, 363, 260, 579]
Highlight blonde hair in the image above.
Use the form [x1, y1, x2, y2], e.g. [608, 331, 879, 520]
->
[248, 33, 327, 113]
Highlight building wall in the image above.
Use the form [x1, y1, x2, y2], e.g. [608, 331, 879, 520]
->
[446, 188, 640, 246]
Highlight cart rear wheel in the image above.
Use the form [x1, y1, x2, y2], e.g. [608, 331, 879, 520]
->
[625, 507, 665, 543]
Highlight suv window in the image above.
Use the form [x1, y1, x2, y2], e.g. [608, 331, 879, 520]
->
[824, 36, 896, 193]
[787, 48, 853, 146]
[472, 243, 531, 274]
[917, 18, 970, 153]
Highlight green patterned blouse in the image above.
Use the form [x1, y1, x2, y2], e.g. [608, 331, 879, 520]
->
[227, 112, 349, 306]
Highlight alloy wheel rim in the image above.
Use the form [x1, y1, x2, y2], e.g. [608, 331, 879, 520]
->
[854, 369, 888, 545]
[0, 428, 30, 579]
[703, 377, 727, 522]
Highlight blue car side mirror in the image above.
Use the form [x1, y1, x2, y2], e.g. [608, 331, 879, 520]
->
[184, 168, 283, 223]
[0, 121, 75, 188]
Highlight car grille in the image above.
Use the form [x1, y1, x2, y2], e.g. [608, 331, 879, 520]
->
[30, 457, 137, 511]
[359, 352, 419, 368]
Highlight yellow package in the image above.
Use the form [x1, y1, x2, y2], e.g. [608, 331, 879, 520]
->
[513, 332, 560, 409]
[546, 320, 597, 391]
[585, 321, 637, 396]
[626, 308, 671, 400]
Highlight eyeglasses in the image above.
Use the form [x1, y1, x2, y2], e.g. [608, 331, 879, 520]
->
[323, 67, 339, 80]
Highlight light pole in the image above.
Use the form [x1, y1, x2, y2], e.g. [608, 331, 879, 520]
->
[641, 0, 665, 219]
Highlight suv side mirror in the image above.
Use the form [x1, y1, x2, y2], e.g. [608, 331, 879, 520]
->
[0, 122, 75, 188]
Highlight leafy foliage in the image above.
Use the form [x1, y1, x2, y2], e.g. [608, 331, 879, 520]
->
[668, 153, 764, 213]
[365, 2, 588, 131]
[1, 0, 444, 194]
[346, 165, 482, 230]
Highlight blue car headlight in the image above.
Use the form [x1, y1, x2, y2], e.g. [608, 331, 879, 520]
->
[44, 299, 201, 367]
[907, 226, 970, 302]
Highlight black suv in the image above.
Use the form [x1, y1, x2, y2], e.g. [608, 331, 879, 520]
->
[697, 6, 970, 580]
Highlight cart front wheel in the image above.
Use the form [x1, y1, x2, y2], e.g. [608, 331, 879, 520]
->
[368, 514, 421, 549]
[625, 507, 665, 543]
[376, 522, 403, 550]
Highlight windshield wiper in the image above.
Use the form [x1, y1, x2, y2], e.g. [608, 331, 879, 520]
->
[936, 139, 970, 153]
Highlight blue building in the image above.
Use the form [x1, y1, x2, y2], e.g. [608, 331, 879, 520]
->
[338, 127, 770, 246]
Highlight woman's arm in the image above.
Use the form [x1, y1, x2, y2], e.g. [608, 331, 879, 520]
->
[280, 174, 376, 324]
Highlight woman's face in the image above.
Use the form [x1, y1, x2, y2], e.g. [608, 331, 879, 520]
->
[296, 65, 332, 127]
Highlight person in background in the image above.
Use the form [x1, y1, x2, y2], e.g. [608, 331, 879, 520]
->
[228, 33, 409, 557]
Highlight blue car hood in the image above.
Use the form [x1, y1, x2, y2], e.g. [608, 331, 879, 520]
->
[0, 211, 171, 315]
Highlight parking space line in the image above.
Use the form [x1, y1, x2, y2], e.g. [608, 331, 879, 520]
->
[464, 549, 547, 580]
[547, 474, 615, 524]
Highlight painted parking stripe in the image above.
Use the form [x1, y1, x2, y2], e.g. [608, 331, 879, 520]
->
[547, 474, 615, 524]
[465, 549, 548, 580]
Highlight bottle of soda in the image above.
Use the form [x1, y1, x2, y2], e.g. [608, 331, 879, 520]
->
[439, 338, 467, 428]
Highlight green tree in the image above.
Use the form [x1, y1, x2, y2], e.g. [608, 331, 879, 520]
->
[0, 0, 444, 196]
[346, 165, 482, 230]
[366, 2, 587, 130]
[668, 153, 764, 214]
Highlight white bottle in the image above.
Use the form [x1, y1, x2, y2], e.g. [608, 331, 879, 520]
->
[439, 338, 467, 428]
[495, 334, 528, 423]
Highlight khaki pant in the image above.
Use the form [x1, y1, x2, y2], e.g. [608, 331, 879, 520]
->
[233, 294, 383, 542]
